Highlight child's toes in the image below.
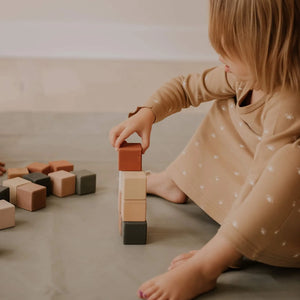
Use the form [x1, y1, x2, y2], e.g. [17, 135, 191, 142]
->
[147, 289, 164, 300]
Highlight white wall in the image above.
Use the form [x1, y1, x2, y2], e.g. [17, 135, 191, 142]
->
[0, 0, 216, 61]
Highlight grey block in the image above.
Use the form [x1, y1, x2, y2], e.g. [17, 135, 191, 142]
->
[22, 172, 51, 196]
[0, 185, 10, 202]
[72, 170, 96, 195]
[122, 221, 147, 245]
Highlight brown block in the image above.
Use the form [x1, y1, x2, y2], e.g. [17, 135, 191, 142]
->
[118, 142, 142, 171]
[48, 170, 75, 197]
[49, 160, 74, 172]
[121, 171, 146, 200]
[2, 177, 31, 205]
[0, 200, 15, 230]
[7, 167, 29, 179]
[122, 199, 146, 222]
[16, 183, 46, 211]
[27, 162, 51, 175]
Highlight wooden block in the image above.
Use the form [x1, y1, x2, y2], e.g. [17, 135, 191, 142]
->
[23, 172, 52, 196]
[27, 162, 51, 175]
[48, 170, 75, 197]
[49, 160, 74, 172]
[2, 177, 31, 205]
[16, 182, 46, 211]
[7, 167, 29, 179]
[118, 142, 142, 171]
[0, 185, 10, 202]
[122, 221, 147, 244]
[0, 200, 15, 230]
[72, 170, 96, 195]
[121, 171, 146, 200]
[122, 199, 146, 222]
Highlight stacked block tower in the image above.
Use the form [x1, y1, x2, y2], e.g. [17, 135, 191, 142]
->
[118, 142, 147, 244]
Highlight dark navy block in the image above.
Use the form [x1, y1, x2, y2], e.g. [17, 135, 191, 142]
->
[122, 221, 147, 245]
[72, 170, 96, 195]
[0, 185, 10, 202]
[22, 172, 51, 196]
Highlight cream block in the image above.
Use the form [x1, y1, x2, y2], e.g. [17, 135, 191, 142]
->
[2, 177, 30, 205]
[121, 171, 146, 200]
[0, 200, 15, 230]
[122, 199, 146, 222]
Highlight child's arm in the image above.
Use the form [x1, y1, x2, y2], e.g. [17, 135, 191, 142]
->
[109, 107, 155, 154]
[0, 161, 6, 176]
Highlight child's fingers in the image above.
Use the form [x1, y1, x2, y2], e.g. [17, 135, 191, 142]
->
[109, 124, 126, 147]
[141, 132, 150, 154]
[114, 127, 135, 150]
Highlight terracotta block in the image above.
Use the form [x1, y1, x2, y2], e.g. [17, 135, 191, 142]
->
[23, 172, 51, 196]
[27, 162, 51, 175]
[118, 142, 142, 171]
[48, 170, 75, 197]
[2, 177, 30, 205]
[16, 183, 46, 211]
[72, 169, 96, 195]
[0, 200, 15, 230]
[0, 185, 10, 202]
[7, 167, 29, 179]
[122, 199, 146, 222]
[49, 160, 74, 172]
[121, 171, 146, 200]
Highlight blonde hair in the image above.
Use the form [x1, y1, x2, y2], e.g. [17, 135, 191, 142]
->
[209, 0, 300, 94]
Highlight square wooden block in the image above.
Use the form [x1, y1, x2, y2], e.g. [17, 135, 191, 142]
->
[27, 162, 51, 175]
[7, 167, 29, 179]
[122, 221, 147, 245]
[0, 200, 15, 230]
[16, 182, 47, 211]
[72, 170, 96, 195]
[2, 177, 30, 205]
[48, 170, 75, 197]
[49, 160, 74, 172]
[23, 172, 52, 196]
[0, 185, 10, 202]
[122, 199, 146, 222]
[118, 142, 142, 171]
[121, 171, 146, 200]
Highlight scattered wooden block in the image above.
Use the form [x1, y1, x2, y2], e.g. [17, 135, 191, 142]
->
[23, 172, 52, 196]
[7, 167, 29, 179]
[2, 177, 30, 205]
[49, 160, 74, 172]
[16, 182, 46, 211]
[118, 142, 142, 171]
[0, 185, 10, 202]
[48, 170, 75, 197]
[27, 162, 51, 175]
[72, 170, 96, 195]
[121, 171, 146, 200]
[0, 200, 15, 230]
[122, 221, 147, 244]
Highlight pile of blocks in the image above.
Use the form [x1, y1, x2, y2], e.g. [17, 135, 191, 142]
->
[118, 142, 147, 244]
[0, 160, 96, 230]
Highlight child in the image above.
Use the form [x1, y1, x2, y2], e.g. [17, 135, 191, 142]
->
[109, 0, 300, 299]
[0, 161, 6, 176]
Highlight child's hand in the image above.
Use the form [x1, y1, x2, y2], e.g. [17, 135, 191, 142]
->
[109, 108, 155, 154]
[0, 161, 6, 176]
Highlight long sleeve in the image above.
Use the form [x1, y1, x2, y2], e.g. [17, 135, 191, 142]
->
[130, 66, 238, 123]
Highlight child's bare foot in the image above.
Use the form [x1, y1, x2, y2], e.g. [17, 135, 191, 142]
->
[168, 251, 244, 271]
[0, 161, 6, 176]
[137, 255, 216, 300]
[147, 171, 187, 204]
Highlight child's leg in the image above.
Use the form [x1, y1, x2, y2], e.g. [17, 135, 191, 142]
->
[137, 232, 242, 300]
[0, 161, 6, 176]
[147, 171, 187, 204]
